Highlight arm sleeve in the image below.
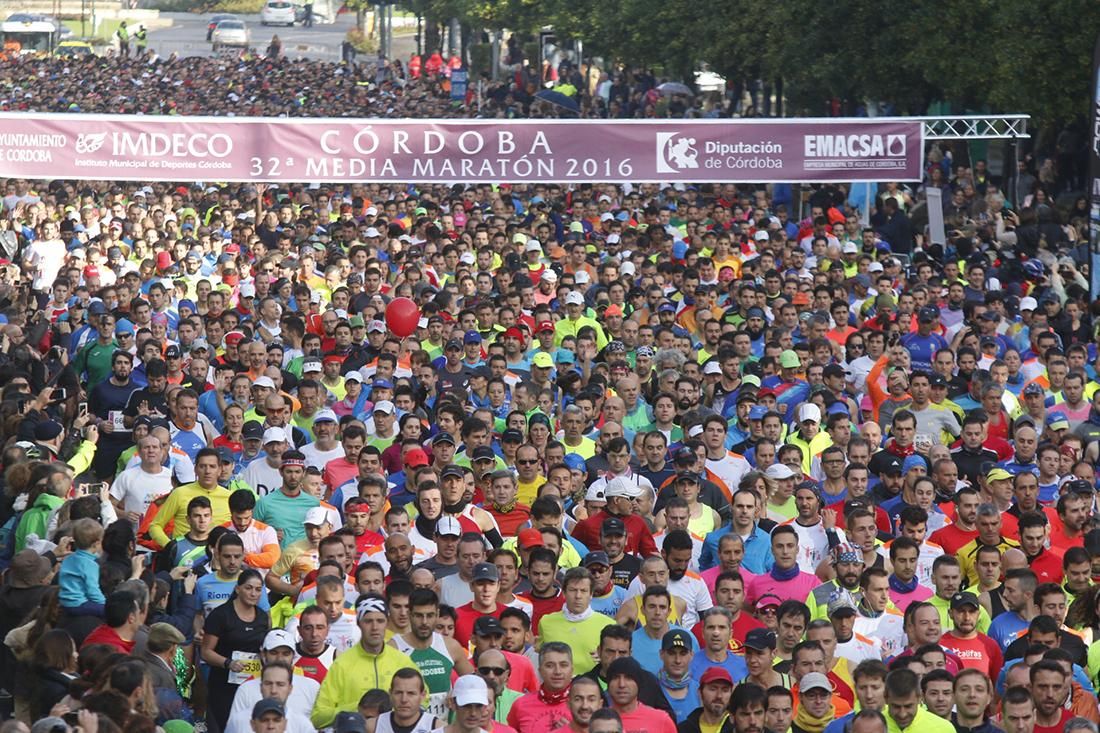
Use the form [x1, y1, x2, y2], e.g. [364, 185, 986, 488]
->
[245, 527, 281, 570]
[149, 492, 177, 549]
[865, 355, 890, 422]
[309, 668, 341, 729]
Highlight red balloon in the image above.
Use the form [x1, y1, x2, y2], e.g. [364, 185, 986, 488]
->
[385, 297, 420, 338]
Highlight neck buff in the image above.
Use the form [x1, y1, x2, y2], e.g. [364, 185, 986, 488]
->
[538, 683, 570, 706]
[889, 574, 919, 594]
[658, 668, 693, 690]
[794, 702, 836, 733]
[491, 500, 517, 514]
[562, 606, 594, 623]
[444, 500, 468, 515]
[414, 514, 438, 538]
[770, 564, 801, 582]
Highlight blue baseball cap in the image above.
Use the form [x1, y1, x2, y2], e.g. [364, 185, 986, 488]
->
[902, 455, 927, 474]
[563, 454, 587, 473]
[115, 318, 135, 335]
[464, 330, 483, 345]
[372, 378, 394, 390]
[748, 405, 768, 421]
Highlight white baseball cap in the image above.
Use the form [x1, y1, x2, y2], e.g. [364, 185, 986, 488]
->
[262, 427, 287, 444]
[363, 227, 381, 238]
[435, 516, 462, 537]
[314, 409, 338, 424]
[574, 270, 591, 285]
[564, 291, 585, 306]
[253, 376, 276, 390]
[262, 629, 295, 651]
[526, 239, 542, 253]
[605, 476, 643, 499]
[452, 675, 490, 707]
[239, 282, 256, 298]
[302, 358, 322, 373]
[1020, 296, 1038, 312]
[303, 507, 330, 526]
[765, 463, 796, 481]
[799, 403, 822, 424]
[374, 400, 395, 415]
[345, 370, 364, 383]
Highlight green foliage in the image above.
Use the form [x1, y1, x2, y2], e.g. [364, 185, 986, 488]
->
[424, 0, 1099, 125]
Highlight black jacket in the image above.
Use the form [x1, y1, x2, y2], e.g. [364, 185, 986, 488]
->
[579, 666, 674, 716]
[678, 708, 735, 733]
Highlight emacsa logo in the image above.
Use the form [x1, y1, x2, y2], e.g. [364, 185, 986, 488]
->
[886, 134, 906, 157]
[656, 132, 699, 173]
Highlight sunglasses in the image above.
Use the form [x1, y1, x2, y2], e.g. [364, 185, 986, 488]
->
[478, 667, 506, 676]
[517, 459, 539, 465]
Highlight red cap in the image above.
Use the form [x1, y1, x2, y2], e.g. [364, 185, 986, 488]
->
[757, 387, 777, 398]
[404, 447, 430, 468]
[322, 353, 345, 365]
[604, 304, 624, 317]
[224, 243, 240, 254]
[517, 528, 544, 549]
[536, 322, 555, 334]
[224, 331, 246, 346]
[503, 326, 525, 342]
[82, 265, 100, 279]
[156, 251, 173, 270]
[699, 668, 734, 687]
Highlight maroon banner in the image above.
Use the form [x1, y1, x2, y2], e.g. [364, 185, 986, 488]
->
[0, 114, 923, 183]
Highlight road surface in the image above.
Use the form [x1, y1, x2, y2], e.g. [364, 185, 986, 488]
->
[146, 10, 416, 61]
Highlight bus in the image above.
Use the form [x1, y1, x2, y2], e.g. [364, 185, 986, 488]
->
[1, 16, 61, 56]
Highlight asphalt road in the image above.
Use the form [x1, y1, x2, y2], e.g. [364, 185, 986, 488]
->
[146, 10, 416, 61]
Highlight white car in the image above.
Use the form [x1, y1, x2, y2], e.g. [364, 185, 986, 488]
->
[260, 0, 296, 26]
[211, 19, 249, 49]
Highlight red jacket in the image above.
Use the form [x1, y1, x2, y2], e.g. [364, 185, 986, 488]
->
[571, 510, 658, 557]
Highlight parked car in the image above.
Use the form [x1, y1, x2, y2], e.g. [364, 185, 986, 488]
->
[260, 0, 295, 26]
[206, 13, 238, 41]
[55, 40, 94, 56]
[210, 19, 248, 50]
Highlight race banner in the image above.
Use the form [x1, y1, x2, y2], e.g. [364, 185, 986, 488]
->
[0, 113, 923, 183]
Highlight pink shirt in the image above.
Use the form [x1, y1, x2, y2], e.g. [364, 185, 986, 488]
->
[615, 703, 678, 733]
[702, 565, 757, 601]
[888, 584, 933, 612]
[746, 569, 819, 606]
[506, 693, 570, 733]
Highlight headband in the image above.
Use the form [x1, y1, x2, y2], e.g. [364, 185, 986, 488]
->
[356, 596, 388, 620]
[281, 458, 306, 468]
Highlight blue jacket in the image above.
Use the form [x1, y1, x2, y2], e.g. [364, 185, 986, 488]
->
[59, 549, 105, 608]
[700, 523, 773, 574]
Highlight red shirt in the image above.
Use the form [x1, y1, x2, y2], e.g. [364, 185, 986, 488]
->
[352, 528, 385, 555]
[929, 523, 980, 556]
[455, 601, 505, 647]
[940, 631, 1004, 680]
[1034, 709, 1073, 733]
[692, 610, 764, 652]
[571, 510, 658, 557]
[485, 503, 531, 538]
[829, 500, 892, 536]
[529, 592, 565, 634]
[507, 692, 571, 733]
[1027, 549, 1065, 584]
[294, 645, 335, 683]
[81, 625, 136, 654]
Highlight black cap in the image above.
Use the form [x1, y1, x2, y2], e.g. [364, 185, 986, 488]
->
[501, 429, 524, 444]
[242, 421, 264, 441]
[473, 616, 504, 637]
[675, 470, 699, 484]
[673, 446, 695, 464]
[472, 446, 497, 462]
[583, 551, 611, 568]
[333, 712, 368, 733]
[601, 517, 626, 536]
[929, 373, 947, 388]
[251, 699, 286, 720]
[441, 464, 465, 479]
[918, 305, 941, 322]
[744, 628, 777, 651]
[446, 338, 463, 350]
[433, 431, 456, 446]
[164, 344, 182, 359]
[950, 591, 980, 610]
[216, 446, 235, 464]
[661, 629, 693, 652]
[472, 562, 499, 582]
[882, 456, 903, 475]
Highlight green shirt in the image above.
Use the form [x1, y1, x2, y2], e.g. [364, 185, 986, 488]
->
[537, 611, 614, 675]
[254, 490, 320, 548]
[75, 338, 119, 386]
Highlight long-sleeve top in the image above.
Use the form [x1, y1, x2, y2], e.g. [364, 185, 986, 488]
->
[58, 549, 105, 608]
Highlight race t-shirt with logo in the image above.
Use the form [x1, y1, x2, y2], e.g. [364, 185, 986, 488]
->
[391, 632, 455, 717]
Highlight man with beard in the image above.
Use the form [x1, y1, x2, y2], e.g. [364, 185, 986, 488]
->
[550, 676, 605, 733]
[1029, 661, 1072, 733]
[390, 588, 474, 717]
[939, 592, 1003, 679]
[89, 349, 140, 478]
[578, 625, 673, 717]
[729, 682, 769, 733]
[883, 669, 954, 733]
[808, 544, 863, 621]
